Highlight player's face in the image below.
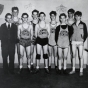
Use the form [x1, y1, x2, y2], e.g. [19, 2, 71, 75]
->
[39, 14, 45, 21]
[50, 14, 56, 21]
[60, 16, 66, 23]
[6, 15, 12, 23]
[68, 12, 74, 18]
[32, 12, 38, 20]
[12, 10, 19, 16]
[22, 15, 28, 22]
[75, 15, 81, 21]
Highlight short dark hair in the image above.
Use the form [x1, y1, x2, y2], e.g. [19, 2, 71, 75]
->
[21, 13, 29, 18]
[32, 9, 39, 15]
[74, 11, 82, 16]
[68, 8, 75, 14]
[49, 11, 57, 16]
[12, 7, 19, 12]
[59, 13, 67, 19]
[39, 12, 46, 17]
[5, 13, 12, 19]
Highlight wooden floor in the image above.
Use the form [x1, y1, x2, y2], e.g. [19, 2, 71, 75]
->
[0, 67, 88, 88]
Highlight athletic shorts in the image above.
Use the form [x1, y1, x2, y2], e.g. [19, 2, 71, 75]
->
[48, 44, 57, 47]
[36, 37, 48, 46]
[19, 38, 31, 47]
[71, 41, 83, 46]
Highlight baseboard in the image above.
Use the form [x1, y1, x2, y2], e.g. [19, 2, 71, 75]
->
[0, 63, 86, 68]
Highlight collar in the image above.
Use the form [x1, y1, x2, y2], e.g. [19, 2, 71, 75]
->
[76, 20, 80, 23]
[6, 22, 12, 27]
[74, 21, 83, 26]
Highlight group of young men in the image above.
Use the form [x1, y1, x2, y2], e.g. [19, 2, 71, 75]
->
[0, 7, 87, 76]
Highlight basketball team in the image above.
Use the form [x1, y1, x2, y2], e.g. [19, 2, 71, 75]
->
[0, 7, 87, 76]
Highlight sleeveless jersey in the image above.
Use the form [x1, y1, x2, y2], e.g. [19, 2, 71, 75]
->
[57, 25, 69, 48]
[38, 24, 49, 38]
[20, 25, 31, 39]
[48, 22, 57, 46]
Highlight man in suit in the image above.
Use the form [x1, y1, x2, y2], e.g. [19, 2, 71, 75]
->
[0, 13, 17, 74]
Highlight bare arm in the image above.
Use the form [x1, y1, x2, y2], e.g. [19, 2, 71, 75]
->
[18, 25, 21, 39]
[30, 25, 33, 40]
[35, 24, 39, 38]
[47, 24, 50, 38]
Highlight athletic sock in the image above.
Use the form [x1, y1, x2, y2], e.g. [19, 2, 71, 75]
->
[36, 66, 39, 69]
[59, 66, 62, 70]
[45, 66, 48, 69]
[28, 65, 31, 69]
[63, 67, 66, 70]
[72, 67, 75, 72]
[31, 63, 33, 65]
[20, 65, 23, 69]
[80, 68, 83, 73]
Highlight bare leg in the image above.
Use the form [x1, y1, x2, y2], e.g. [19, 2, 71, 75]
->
[69, 44, 76, 74]
[58, 48, 63, 70]
[43, 45, 48, 68]
[30, 44, 34, 65]
[31, 44, 36, 66]
[36, 44, 42, 69]
[19, 45, 24, 69]
[54, 46, 58, 67]
[78, 45, 84, 76]
[43, 45, 49, 73]
[63, 48, 69, 70]
[48, 46, 52, 67]
[17, 43, 20, 66]
[26, 46, 31, 69]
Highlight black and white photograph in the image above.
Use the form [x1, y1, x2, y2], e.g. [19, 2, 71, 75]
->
[0, 0, 88, 88]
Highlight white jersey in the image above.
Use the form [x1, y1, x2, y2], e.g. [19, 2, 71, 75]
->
[48, 22, 59, 46]
[35, 23, 50, 39]
[18, 23, 33, 39]
[57, 25, 69, 48]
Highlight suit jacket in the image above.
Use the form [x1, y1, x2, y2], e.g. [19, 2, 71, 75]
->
[0, 23, 17, 47]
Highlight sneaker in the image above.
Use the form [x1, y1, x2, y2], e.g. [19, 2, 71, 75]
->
[31, 65, 34, 70]
[79, 72, 83, 76]
[27, 68, 32, 73]
[55, 66, 58, 73]
[63, 70, 69, 75]
[18, 68, 23, 74]
[48, 66, 51, 71]
[45, 68, 50, 74]
[55, 66, 58, 69]
[69, 71, 75, 75]
[34, 68, 40, 74]
[57, 69, 62, 75]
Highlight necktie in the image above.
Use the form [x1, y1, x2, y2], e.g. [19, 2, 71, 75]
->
[8, 24, 10, 29]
